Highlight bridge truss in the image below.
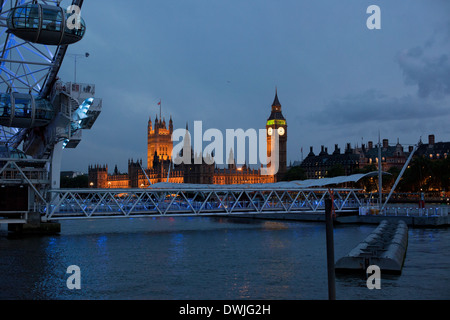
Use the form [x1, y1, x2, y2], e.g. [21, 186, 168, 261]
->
[42, 187, 363, 221]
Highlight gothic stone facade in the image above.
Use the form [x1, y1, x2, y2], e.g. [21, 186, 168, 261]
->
[88, 92, 285, 187]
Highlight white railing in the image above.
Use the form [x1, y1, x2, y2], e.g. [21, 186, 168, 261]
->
[359, 206, 449, 217]
[41, 187, 362, 221]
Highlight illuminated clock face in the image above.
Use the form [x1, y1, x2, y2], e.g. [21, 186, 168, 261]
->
[278, 127, 285, 136]
[267, 127, 273, 135]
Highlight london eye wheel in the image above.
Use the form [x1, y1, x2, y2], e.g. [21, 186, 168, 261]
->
[0, 0, 101, 191]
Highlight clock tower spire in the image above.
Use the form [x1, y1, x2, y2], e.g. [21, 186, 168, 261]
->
[266, 88, 287, 181]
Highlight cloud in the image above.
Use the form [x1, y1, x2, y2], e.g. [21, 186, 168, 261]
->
[396, 27, 450, 99]
[308, 29, 450, 127]
[397, 48, 450, 99]
[308, 89, 449, 125]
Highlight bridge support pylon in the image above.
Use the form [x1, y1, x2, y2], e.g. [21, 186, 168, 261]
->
[7, 211, 60, 236]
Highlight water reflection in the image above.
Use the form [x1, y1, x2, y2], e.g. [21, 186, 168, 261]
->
[169, 233, 185, 265]
[95, 235, 109, 262]
[1, 218, 449, 299]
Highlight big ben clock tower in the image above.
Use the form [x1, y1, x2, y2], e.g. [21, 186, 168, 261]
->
[266, 89, 287, 181]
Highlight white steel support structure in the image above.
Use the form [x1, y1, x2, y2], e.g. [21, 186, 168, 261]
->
[0, 1, 101, 227]
[0, 158, 50, 223]
[42, 187, 363, 221]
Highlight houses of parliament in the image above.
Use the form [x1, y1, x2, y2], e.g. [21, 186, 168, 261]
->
[88, 91, 288, 188]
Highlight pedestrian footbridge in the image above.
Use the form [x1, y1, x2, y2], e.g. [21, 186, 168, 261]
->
[42, 181, 366, 221]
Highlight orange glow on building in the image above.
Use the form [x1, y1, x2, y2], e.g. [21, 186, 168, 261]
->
[89, 91, 285, 187]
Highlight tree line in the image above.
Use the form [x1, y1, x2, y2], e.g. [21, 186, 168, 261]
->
[60, 174, 88, 188]
[283, 156, 449, 193]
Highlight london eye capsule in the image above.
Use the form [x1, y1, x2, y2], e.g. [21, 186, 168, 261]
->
[6, 3, 86, 45]
[0, 93, 55, 128]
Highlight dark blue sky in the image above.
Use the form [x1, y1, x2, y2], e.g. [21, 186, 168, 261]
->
[58, 0, 450, 173]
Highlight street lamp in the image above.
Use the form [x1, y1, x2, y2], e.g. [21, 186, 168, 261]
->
[67, 52, 89, 83]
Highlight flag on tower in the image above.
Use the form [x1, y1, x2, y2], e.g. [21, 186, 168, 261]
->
[158, 99, 161, 121]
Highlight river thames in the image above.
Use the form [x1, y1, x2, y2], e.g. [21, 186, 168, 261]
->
[1, 216, 449, 300]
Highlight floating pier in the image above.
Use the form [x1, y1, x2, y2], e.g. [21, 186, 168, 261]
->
[335, 220, 408, 274]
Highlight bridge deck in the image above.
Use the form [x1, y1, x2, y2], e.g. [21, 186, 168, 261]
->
[0, 219, 27, 224]
[41, 187, 363, 221]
